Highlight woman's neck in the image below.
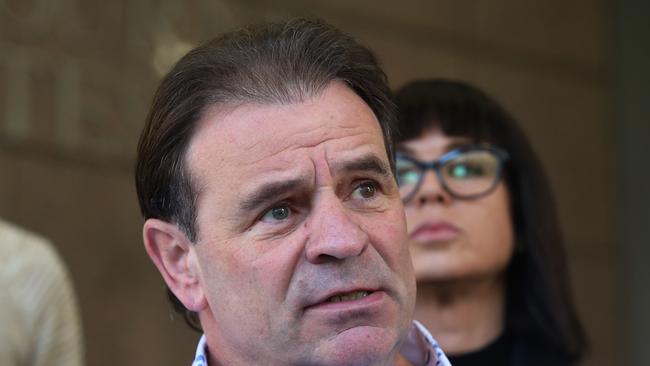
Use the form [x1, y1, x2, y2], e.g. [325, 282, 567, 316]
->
[414, 275, 506, 355]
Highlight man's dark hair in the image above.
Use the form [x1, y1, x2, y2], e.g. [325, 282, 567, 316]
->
[135, 18, 397, 331]
[394, 78, 587, 363]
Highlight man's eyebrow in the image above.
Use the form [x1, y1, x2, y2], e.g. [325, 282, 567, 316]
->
[239, 178, 308, 212]
[334, 154, 391, 177]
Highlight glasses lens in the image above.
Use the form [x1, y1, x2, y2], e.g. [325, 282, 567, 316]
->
[441, 150, 500, 197]
[396, 157, 421, 199]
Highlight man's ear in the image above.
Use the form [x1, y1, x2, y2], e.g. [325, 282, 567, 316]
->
[143, 218, 207, 312]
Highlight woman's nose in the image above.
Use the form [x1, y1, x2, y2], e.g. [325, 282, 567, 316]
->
[413, 170, 453, 206]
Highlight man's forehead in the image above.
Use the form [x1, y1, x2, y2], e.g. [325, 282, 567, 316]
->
[185, 82, 387, 174]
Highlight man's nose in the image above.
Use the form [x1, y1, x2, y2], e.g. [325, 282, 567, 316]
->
[305, 192, 369, 264]
[413, 170, 453, 206]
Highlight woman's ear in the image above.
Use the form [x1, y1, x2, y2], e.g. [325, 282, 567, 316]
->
[142, 218, 207, 311]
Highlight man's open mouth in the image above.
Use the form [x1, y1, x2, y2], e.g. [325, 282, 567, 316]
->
[325, 290, 371, 303]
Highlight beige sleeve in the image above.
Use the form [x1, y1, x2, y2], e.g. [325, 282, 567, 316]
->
[0, 220, 84, 366]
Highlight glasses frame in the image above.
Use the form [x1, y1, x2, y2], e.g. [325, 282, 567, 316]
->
[396, 144, 510, 203]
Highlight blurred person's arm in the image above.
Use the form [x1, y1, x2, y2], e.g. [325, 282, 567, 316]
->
[0, 219, 83, 366]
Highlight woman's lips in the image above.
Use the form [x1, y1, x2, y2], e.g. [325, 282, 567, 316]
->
[409, 221, 460, 244]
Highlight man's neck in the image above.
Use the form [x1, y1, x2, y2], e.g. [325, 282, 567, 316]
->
[413, 275, 506, 355]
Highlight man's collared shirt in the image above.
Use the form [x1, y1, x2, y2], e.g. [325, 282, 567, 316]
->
[191, 320, 451, 366]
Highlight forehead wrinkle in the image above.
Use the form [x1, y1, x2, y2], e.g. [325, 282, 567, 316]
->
[236, 120, 336, 168]
[331, 153, 391, 178]
[244, 126, 361, 172]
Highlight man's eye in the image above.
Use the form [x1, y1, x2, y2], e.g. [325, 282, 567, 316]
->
[261, 203, 291, 222]
[353, 181, 377, 199]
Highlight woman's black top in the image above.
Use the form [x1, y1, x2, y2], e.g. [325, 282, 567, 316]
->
[447, 330, 575, 366]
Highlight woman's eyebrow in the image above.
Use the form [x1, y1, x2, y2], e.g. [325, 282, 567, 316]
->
[396, 145, 414, 154]
[397, 137, 474, 156]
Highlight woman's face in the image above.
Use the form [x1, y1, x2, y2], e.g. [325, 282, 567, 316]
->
[398, 128, 514, 283]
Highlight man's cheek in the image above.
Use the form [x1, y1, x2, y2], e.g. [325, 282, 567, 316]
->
[369, 212, 407, 245]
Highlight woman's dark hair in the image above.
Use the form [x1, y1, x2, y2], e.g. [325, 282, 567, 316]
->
[394, 79, 586, 362]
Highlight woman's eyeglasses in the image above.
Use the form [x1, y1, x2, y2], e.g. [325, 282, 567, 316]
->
[396, 145, 509, 203]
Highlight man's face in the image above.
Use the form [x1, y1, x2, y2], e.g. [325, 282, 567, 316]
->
[185, 81, 416, 365]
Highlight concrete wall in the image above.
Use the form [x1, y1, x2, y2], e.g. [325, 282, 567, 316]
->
[0, 1, 621, 365]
